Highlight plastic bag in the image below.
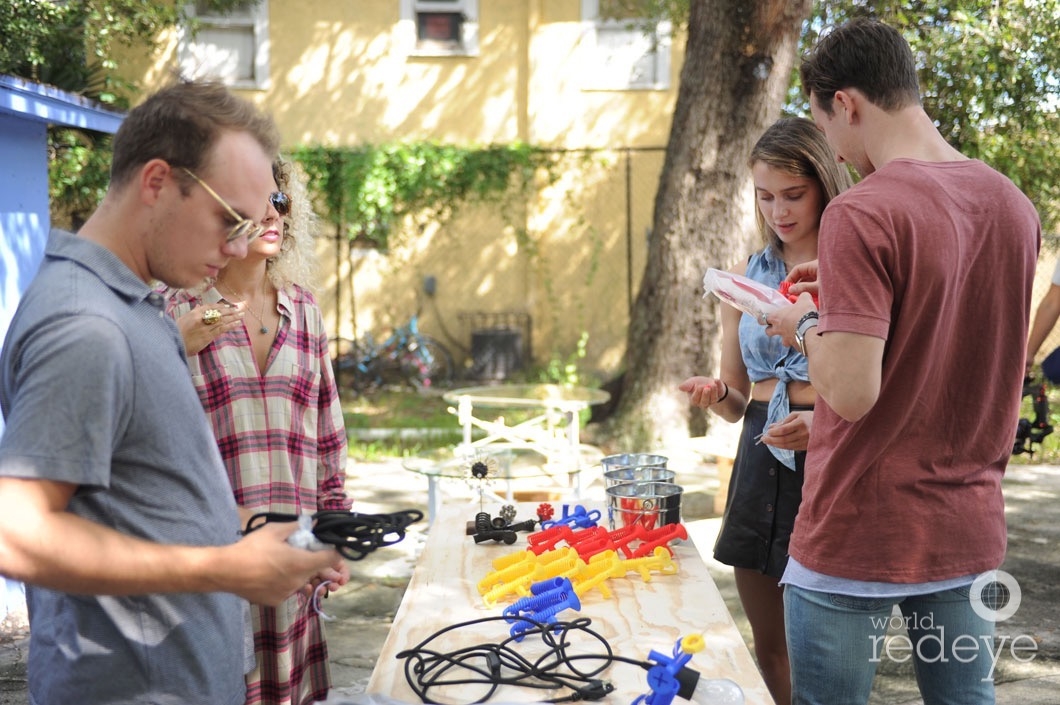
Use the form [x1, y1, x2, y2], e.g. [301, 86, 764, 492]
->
[702, 268, 792, 325]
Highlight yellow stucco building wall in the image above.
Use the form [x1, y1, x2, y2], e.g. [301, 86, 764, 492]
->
[119, 1, 685, 379]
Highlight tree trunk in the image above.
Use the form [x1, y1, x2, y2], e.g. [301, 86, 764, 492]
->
[605, 0, 812, 450]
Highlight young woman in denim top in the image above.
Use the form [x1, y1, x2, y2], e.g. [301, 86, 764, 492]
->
[679, 117, 853, 705]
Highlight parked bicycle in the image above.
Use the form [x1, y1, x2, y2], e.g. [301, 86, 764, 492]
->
[331, 313, 455, 394]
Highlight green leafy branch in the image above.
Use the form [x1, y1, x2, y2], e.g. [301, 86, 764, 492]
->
[292, 142, 559, 249]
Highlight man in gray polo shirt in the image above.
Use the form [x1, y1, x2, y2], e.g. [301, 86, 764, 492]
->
[0, 81, 345, 704]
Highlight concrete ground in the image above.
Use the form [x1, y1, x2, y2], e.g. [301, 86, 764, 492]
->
[2, 448, 1059, 704]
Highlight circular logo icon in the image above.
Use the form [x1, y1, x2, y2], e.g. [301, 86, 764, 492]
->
[969, 570, 1021, 622]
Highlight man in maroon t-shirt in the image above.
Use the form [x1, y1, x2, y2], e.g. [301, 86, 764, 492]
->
[767, 19, 1040, 705]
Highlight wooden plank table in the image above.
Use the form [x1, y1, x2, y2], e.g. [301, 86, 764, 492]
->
[367, 502, 772, 704]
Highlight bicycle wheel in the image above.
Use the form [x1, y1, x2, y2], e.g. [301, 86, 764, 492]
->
[331, 338, 376, 394]
[400, 335, 455, 390]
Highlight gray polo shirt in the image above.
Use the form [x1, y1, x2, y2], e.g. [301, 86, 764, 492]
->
[0, 230, 248, 705]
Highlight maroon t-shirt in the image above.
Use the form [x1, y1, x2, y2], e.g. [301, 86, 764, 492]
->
[792, 158, 1041, 582]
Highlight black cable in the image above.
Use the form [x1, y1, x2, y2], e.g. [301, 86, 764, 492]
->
[243, 509, 423, 561]
[395, 615, 651, 704]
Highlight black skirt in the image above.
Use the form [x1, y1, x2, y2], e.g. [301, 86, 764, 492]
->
[713, 399, 808, 578]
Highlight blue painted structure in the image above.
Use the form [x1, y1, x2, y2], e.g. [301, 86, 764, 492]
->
[0, 74, 124, 622]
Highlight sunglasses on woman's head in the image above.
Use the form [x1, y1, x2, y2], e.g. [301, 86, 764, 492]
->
[270, 191, 291, 216]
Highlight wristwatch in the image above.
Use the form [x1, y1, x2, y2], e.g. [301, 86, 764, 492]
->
[794, 311, 820, 355]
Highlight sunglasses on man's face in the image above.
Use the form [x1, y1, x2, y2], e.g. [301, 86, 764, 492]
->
[182, 168, 266, 244]
[269, 191, 291, 216]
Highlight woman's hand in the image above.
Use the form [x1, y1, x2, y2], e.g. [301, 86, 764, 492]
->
[678, 376, 729, 410]
[176, 303, 245, 356]
[760, 410, 813, 451]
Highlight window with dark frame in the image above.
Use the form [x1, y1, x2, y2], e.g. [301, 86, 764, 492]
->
[416, 12, 463, 50]
[406, 0, 476, 55]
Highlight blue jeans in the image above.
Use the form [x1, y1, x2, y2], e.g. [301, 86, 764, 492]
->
[784, 584, 996, 705]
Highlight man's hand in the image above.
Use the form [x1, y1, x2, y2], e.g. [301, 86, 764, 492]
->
[784, 259, 820, 298]
[765, 293, 817, 347]
[222, 521, 346, 607]
[0, 478, 343, 603]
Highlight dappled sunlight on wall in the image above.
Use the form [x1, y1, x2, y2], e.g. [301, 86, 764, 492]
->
[265, 1, 521, 145]
[392, 210, 529, 370]
[119, 0, 684, 375]
[526, 149, 664, 374]
[529, 21, 677, 147]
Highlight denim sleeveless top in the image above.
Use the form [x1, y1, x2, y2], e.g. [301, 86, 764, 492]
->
[739, 247, 809, 470]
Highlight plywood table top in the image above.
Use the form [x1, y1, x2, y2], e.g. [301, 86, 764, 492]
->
[367, 502, 771, 704]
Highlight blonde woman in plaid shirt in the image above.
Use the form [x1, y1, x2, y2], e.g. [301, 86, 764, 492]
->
[167, 156, 352, 705]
